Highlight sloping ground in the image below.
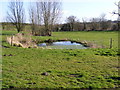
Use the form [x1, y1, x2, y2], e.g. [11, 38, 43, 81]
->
[2, 48, 119, 88]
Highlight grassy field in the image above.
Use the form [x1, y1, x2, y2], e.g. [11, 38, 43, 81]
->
[1, 30, 119, 88]
[33, 31, 118, 48]
[2, 30, 118, 48]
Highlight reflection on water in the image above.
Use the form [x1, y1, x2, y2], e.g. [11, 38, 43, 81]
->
[38, 41, 87, 49]
[53, 41, 81, 45]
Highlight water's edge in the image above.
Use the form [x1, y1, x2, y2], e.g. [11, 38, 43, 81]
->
[38, 41, 88, 49]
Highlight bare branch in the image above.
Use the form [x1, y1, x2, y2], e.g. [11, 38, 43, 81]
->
[7, 0, 25, 32]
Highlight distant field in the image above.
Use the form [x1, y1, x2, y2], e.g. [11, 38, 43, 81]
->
[2, 30, 118, 48]
[33, 31, 118, 48]
[1, 30, 119, 88]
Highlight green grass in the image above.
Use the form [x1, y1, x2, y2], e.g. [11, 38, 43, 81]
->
[1, 30, 118, 48]
[2, 48, 119, 88]
[33, 31, 118, 48]
[1, 30, 119, 88]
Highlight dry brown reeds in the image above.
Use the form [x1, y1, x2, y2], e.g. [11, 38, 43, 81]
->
[6, 33, 37, 48]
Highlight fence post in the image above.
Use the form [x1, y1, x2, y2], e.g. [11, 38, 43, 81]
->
[110, 38, 112, 49]
[11, 35, 13, 46]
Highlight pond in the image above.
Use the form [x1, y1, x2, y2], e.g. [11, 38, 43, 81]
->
[38, 41, 87, 49]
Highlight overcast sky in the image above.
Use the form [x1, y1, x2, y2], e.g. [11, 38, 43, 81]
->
[0, 0, 119, 23]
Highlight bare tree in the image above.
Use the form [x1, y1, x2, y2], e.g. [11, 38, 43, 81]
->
[29, 2, 44, 36]
[99, 13, 110, 30]
[82, 18, 87, 31]
[35, 0, 62, 36]
[90, 18, 100, 30]
[66, 16, 77, 31]
[29, 0, 62, 36]
[29, 2, 38, 35]
[112, 1, 120, 30]
[113, 1, 120, 16]
[7, 0, 25, 33]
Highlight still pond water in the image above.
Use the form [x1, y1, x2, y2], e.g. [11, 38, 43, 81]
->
[38, 41, 87, 49]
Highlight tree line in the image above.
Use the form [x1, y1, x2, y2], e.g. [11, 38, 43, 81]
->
[59, 14, 119, 32]
[3, 0, 120, 36]
[6, 0, 62, 36]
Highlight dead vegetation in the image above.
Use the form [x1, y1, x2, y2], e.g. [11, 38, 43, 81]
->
[6, 33, 37, 48]
[81, 40, 105, 48]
